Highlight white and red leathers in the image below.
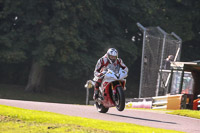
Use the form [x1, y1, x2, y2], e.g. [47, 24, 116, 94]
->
[93, 54, 128, 91]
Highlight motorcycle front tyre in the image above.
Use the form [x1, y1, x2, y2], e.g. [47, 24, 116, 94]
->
[115, 86, 125, 111]
[95, 102, 109, 113]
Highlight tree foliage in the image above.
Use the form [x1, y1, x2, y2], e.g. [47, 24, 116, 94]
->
[0, 0, 199, 95]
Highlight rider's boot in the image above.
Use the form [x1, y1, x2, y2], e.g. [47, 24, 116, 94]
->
[93, 80, 102, 100]
[93, 89, 99, 100]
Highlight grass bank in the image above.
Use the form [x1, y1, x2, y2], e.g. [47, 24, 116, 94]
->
[126, 107, 200, 119]
[167, 109, 200, 119]
[0, 105, 183, 133]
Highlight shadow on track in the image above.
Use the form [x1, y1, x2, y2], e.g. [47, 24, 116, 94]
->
[107, 113, 177, 124]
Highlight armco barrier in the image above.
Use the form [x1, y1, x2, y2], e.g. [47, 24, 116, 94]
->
[127, 94, 187, 110]
[126, 99, 152, 109]
[152, 94, 186, 110]
[152, 96, 168, 109]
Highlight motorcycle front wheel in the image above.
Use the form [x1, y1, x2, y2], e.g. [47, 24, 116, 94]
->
[95, 101, 109, 113]
[115, 86, 125, 111]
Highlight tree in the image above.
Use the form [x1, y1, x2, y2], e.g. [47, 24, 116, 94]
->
[0, 0, 200, 97]
[0, 0, 85, 92]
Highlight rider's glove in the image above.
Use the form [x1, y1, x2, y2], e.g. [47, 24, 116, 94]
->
[98, 73, 104, 77]
[98, 71, 107, 77]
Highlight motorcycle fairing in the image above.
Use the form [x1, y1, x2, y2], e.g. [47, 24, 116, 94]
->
[99, 82, 114, 108]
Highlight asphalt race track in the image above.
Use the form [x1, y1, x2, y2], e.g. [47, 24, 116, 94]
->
[0, 99, 199, 133]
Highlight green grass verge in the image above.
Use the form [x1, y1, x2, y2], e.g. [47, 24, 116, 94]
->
[167, 109, 200, 119]
[126, 107, 200, 119]
[0, 105, 183, 133]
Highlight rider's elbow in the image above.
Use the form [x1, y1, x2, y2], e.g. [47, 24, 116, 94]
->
[124, 67, 128, 73]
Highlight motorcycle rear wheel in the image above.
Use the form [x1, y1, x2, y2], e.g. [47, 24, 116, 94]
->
[115, 86, 125, 111]
[95, 101, 109, 113]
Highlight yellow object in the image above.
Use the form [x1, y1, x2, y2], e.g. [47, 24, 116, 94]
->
[186, 98, 190, 104]
[167, 94, 182, 110]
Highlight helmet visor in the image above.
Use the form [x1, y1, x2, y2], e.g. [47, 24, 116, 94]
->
[109, 55, 117, 63]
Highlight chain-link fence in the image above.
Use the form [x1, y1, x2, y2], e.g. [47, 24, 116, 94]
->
[137, 23, 182, 98]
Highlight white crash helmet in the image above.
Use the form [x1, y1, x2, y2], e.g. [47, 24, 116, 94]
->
[107, 48, 118, 63]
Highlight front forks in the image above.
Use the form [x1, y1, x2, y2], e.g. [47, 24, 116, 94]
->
[111, 83, 118, 101]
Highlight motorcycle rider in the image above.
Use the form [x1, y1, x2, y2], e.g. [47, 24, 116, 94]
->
[93, 48, 128, 100]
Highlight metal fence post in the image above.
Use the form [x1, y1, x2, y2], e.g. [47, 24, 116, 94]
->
[179, 69, 185, 94]
[86, 88, 90, 105]
[137, 22, 146, 98]
[156, 26, 167, 96]
[171, 32, 182, 61]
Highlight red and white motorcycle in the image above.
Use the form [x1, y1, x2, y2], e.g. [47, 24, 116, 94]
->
[94, 67, 128, 113]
